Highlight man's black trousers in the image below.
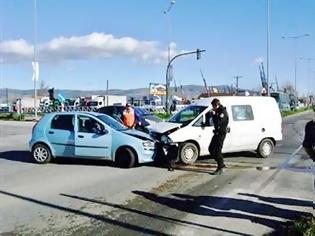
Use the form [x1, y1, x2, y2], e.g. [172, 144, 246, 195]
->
[209, 134, 226, 168]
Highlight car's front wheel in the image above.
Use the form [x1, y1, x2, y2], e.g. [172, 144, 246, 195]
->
[257, 138, 274, 158]
[115, 147, 136, 168]
[179, 142, 199, 164]
[32, 143, 52, 164]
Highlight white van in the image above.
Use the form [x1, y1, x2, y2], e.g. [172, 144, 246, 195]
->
[149, 96, 282, 164]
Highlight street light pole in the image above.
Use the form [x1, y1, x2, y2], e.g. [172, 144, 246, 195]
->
[282, 33, 310, 95]
[163, 0, 175, 112]
[267, 0, 270, 96]
[300, 57, 315, 96]
[33, 0, 38, 119]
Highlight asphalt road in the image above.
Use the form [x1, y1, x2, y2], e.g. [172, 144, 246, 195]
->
[0, 112, 314, 236]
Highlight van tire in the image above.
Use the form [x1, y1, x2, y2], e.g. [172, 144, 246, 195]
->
[179, 142, 199, 164]
[115, 147, 136, 168]
[32, 143, 52, 164]
[257, 138, 274, 158]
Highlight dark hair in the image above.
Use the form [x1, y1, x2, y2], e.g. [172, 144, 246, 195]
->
[211, 98, 220, 106]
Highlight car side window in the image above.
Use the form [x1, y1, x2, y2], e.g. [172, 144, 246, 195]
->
[193, 112, 213, 127]
[78, 115, 104, 133]
[51, 115, 74, 131]
[231, 105, 254, 121]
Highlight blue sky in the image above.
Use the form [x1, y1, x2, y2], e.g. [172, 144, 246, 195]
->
[0, 0, 314, 95]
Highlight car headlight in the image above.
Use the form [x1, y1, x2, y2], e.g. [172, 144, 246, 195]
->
[142, 141, 155, 149]
[161, 135, 172, 144]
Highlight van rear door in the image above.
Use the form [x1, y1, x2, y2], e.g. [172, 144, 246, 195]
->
[229, 105, 260, 151]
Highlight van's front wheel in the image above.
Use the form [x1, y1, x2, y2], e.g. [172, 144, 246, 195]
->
[180, 142, 199, 164]
[257, 138, 274, 158]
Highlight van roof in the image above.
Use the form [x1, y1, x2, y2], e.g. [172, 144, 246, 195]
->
[194, 96, 276, 106]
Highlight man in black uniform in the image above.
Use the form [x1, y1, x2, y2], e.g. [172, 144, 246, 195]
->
[302, 109, 315, 162]
[209, 98, 229, 175]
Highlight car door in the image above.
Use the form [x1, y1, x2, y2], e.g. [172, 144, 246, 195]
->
[46, 114, 75, 157]
[75, 115, 112, 159]
[191, 111, 232, 156]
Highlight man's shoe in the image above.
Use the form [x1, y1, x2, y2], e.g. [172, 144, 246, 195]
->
[211, 168, 223, 175]
[168, 167, 175, 172]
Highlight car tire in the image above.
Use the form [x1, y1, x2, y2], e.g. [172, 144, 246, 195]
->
[179, 142, 199, 164]
[115, 147, 136, 168]
[257, 138, 274, 158]
[32, 143, 52, 164]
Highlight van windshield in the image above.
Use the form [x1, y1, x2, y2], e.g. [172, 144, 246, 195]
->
[169, 105, 207, 124]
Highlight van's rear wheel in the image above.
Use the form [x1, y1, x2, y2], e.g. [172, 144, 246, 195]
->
[32, 143, 52, 164]
[180, 142, 199, 164]
[257, 138, 274, 158]
[115, 147, 136, 168]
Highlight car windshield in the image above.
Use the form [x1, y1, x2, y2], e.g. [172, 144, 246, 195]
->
[135, 108, 150, 116]
[169, 105, 207, 124]
[97, 114, 127, 131]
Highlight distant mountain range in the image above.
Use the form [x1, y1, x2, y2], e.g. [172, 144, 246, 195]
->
[0, 85, 232, 103]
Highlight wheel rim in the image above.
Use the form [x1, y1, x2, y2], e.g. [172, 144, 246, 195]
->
[34, 147, 48, 162]
[261, 142, 272, 156]
[183, 146, 196, 162]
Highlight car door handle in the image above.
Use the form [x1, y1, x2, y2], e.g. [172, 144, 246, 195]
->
[48, 131, 54, 134]
[78, 135, 84, 138]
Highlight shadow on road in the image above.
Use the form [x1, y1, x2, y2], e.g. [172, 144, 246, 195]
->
[60, 193, 249, 236]
[0, 189, 168, 235]
[0, 150, 119, 168]
[0, 150, 34, 163]
[132, 190, 311, 233]
[238, 193, 314, 208]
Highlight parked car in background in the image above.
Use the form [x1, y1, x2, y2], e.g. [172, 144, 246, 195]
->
[97, 105, 162, 132]
[29, 112, 156, 168]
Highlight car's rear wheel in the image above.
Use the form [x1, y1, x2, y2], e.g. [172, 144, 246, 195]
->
[32, 143, 52, 164]
[257, 138, 274, 158]
[179, 142, 199, 164]
[115, 147, 136, 168]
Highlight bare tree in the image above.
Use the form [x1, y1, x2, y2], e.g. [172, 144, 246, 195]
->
[281, 81, 295, 94]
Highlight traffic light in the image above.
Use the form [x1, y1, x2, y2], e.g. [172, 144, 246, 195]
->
[196, 49, 201, 60]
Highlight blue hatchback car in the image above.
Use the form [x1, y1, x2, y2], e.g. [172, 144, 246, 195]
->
[29, 112, 156, 168]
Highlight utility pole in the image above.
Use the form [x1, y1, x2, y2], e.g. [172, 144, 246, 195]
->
[233, 75, 243, 93]
[267, 0, 270, 96]
[106, 80, 109, 106]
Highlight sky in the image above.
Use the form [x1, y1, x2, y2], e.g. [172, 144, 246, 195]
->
[0, 0, 314, 95]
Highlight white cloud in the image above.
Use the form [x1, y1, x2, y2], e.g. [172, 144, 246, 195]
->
[0, 32, 178, 64]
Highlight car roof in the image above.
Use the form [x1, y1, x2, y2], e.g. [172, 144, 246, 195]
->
[45, 111, 104, 118]
[194, 96, 276, 107]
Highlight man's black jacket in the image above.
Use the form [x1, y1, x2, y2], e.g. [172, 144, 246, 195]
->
[303, 120, 315, 148]
[212, 105, 229, 135]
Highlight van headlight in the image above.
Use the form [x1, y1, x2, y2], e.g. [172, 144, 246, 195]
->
[142, 141, 155, 149]
[161, 135, 172, 144]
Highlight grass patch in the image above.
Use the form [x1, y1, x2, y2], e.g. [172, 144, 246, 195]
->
[281, 107, 312, 117]
[281, 216, 315, 236]
[0, 112, 25, 121]
[154, 113, 172, 120]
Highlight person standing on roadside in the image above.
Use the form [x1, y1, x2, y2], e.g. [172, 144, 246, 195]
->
[209, 98, 229, 175]
[302, 109, 315, 162]
[122, 103, 136, 129]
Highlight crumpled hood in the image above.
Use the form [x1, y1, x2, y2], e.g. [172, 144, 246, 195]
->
[122, 129, 154, 141]
[148, 122, 181, 134]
